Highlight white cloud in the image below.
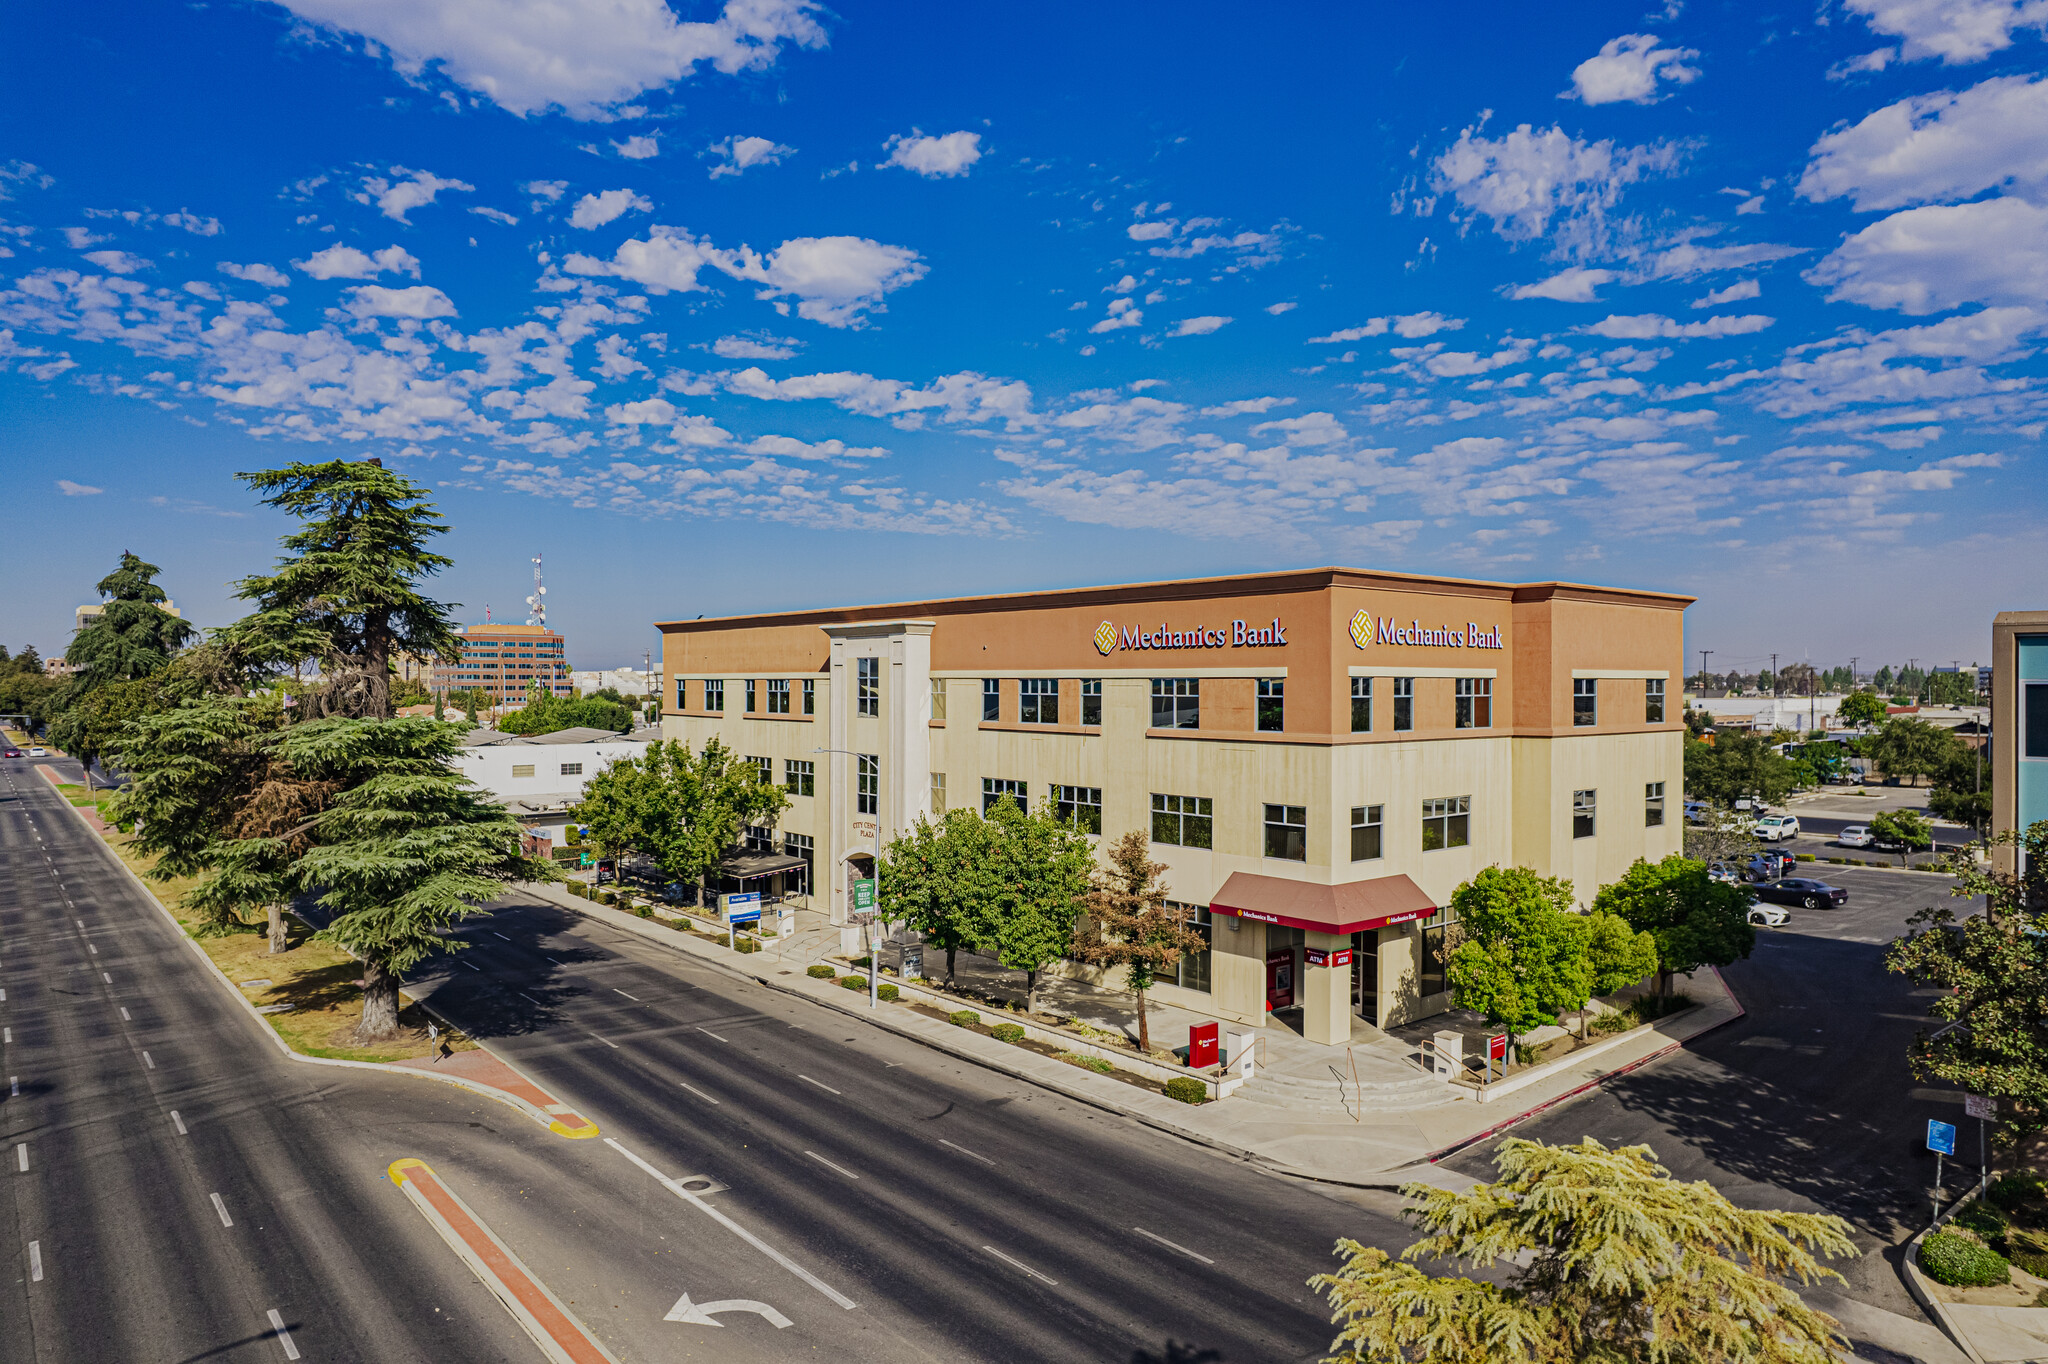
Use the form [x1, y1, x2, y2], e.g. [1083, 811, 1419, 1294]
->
[295, 244, 422, 280]
[1200, 396, 1295, 417]
[56, 479, 101, 496]
[1641, 240, 1805, 278]
[1090, 298, 1142, 333]
[357, 167, 474, 223]
[347, 284, 458, 319]
[62, 227, 105, 249]
[1565, 33, 1701, 105]
[1431, 123, 1678, 257]
[744, 434, 887, 460]
[1127, 221, 1174, 241]
[1265, 301, 1298, 315]
[707, 135, 794, 178]
[1843, 0, 2048, 65]
[1799, 74, 2048, 211]
[1307, 313, 1462, 343]
[1691, 279, 1759, 308]
[1582, 313, 1774, 338]
[269, 0, 829, 119]
[1170, 315, 1232, 337]
[1250, 411, 1347, 445]
[1807, 196, 2048, 313]
[711, 332, 800, 359]
[218, 262, 290, 287]
[569, 188, 654, 230]
[82, 250, 150, 274]
[606, 397, 677, 425]
[724, 366, 1038, 429]
[710, 235, 927, 327]
[1510, 267, 1615, 301]
[1309, 320, 1388, 343]
[565, 225, 716, 293]
[880, 129, 982, 177]
[525, 180, 567, 204]
[612, 133, 660, 160]
[469, 206, 520, 225]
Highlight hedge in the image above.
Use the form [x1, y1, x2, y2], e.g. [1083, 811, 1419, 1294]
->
[1920, 1231, 2010, 1287]
[567, 882, 588, 899]
[806, 964, 836, 979]
[991, 1023, 1026, 1043]
[1163, 1076, 1209, 1105]
[839, 975, 867, 991]
[734, 936, 760, 953]
[949, 1009, 980, 1027]
[877, 983, 899, 1002]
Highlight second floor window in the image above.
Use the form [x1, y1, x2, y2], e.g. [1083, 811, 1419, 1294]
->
[1392, 677, 1414, 731]
[1574, 678, 1598, 726]
[1081, 678, 1102, 727]
[983, 677, 1000, 722]
[785, 758, 814, 797]
[1455, 677, 1491, 729]
[1257, 679, 1284, 732]
[747, 755, 772, 786]
[1422, 795, 1470, 851]
[1574, 788, 1597, 838]
[930, 682, 947, 721]
[1264, 804, 1307, 861]
[511, 764, 535, 778]
[1351, 676, 1372, 733]
[857, 753, 879, 815]
[745, 680, 757, 713]
[766, 678, 790, 714]
[803, 678, 815, 715]
[1053, 784, 1102, 834]
[930, 771, 946, 813]
[1646, 677, 1666, 724]
[675, 677, 687, 710]
[1020, 677, 1060, 724]
[1645, 781, 1665, 827]
[982, 776, 1026, 814]
[705, 679, 725, 712]
[1151, 793, 1213, 848]
[1350, 804, 1383, 861]
[1152, 678, 1200, 729]
[857, 658, 879, 717]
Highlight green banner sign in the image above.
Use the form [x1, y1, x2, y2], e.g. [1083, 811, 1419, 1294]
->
[852, 878, 876, 911]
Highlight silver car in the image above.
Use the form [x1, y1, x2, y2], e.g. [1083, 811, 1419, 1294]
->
[1837, 825, 1873, 848]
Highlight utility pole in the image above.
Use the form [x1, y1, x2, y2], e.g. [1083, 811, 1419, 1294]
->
[1850, 657, 1859, 690]
[1698, 649, 1713, 694]
[1770, 653, 1778, 697]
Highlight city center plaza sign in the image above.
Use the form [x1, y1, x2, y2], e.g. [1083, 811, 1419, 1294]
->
[1093, 617, 1287, 655]
[1350, 608, 1502, 651]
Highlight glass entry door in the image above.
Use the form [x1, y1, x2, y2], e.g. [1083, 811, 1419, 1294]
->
[1350, 930, 1379, 1025]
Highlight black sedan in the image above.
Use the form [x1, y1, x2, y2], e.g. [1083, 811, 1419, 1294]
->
[1751, 877, 1848, 910]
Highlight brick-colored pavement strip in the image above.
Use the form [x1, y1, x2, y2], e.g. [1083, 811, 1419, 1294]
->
[394, 1047, 600, 1138]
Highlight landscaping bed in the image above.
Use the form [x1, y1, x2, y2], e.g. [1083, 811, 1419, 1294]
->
[1923, 1173, 2048, 1306]
[898, 998, 1183, 1098]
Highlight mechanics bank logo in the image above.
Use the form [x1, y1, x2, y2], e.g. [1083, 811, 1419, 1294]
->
[1350, 607, 1503, 650]
[1093, 620, 1118, 656]
[1094, 617, 1288, 653]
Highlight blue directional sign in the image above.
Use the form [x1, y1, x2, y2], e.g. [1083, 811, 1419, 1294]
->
[724, 892, 762, 925]
[1927, 1119, 1958, 1156]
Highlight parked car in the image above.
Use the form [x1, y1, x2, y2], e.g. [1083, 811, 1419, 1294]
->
[1837, 825, 1874, 848]
[1753, 877, 1848, 910]
[1753, 815, 1801, 842]
[1742, 850, 1791, 882]
[28, 747, 46, 757]
[1706, 862, 1740, 885]
[1684, 799, 1711, 825]
[1748, 904, 1790, 926]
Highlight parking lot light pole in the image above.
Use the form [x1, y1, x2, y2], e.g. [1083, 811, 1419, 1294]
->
[815, 746, 882, 1008]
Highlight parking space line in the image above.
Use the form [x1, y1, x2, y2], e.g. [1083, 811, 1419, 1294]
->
[211, 1193, 234, 1227]
[613, 989, 639, 1001]
[982, 1244, 1058, 1285]
[1133, 1226, 1215, 1264]
[587, 1033, 620, 1050]
[142, 1051, 155, 1069]
[804, 1150, 859, 1180]
[28, 1240, 41, 1282]
[939, 1138, 996, 1167]
[798, 1074, 840, 1095]
[697, 1027, 727, 1042]
[171, 1111, 187, 1135]
[267, 1308, 301, 1360]
[15, 1143, 26, 1172]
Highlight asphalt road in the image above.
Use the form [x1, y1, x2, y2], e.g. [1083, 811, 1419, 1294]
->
[1446, 861, 1983, 1322]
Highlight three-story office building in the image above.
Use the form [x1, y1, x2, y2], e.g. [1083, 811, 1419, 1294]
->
[656, 567, 1687, 1044]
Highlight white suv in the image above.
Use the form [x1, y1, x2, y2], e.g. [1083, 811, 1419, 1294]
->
[1753, 815, 1801, 842]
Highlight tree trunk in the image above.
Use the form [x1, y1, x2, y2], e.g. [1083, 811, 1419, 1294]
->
[1025, 967, 1038, 1016]
[266, 902, 289, 955]
[945, 943, 957, 986]
[1134, 987, 1150, 1053]
[355, 960, 402, 1042]
[1658, 968, 1673, 1000]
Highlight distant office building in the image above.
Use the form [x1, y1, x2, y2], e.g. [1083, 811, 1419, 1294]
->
[431, 623, 570, 706]
[76, 598, 182, 631]
[1993, 611, 2048, 878]
[570, 667, 658, 699]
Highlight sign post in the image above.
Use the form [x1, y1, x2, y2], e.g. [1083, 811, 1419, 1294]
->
[1928, 1119, 1958, 1221]
[852, 878, 878, 1008]
[1486, 1032, 1508, 1084]
[723, 892, 761, 952]
[1966, 1094, 1996, 1194]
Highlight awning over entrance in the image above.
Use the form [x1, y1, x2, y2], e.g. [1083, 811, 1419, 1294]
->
[719, 852, 807, 881]
[1210, 871, 1436, 936]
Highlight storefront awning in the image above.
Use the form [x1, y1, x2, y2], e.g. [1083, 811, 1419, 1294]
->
[1210, 871, 1436, 936]
[719, 852, 807, 881]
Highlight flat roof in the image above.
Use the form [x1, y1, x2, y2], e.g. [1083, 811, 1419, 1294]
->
[655, 565, 1692, 633]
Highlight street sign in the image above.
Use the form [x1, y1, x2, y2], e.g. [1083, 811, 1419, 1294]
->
[1966, 1094, 1997, 1120]
[724, 892, 761, 925]
[852, 878, 876, 912]
[1927, 1119, 1958, 1155]
[1487, 1033, 1508, 1061]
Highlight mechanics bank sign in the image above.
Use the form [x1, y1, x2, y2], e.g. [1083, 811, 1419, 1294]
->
[1350, 608, 1503, 651]
[1093, 617, 1287, 655]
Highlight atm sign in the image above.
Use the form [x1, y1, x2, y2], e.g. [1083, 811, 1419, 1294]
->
[1304, 948, 1354, 968]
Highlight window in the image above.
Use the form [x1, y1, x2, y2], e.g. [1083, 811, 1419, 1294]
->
[744, 823, 774, 854]
[1645, 781, 1666, 827]
[1150, 793, 1213, 848]
[857, 658, 879, 718]
[783, 833, 813, 896]
[706, 679, 725, 712]
[1350, 804, 1383, 861]
[510, 763, 536, 778]
[930, 771, 947, 813]
[1422, 796, 1470, 851]
[745, 680, 757, 713]
[675, 677, 688, 710]
[983, 677, 1000, 722]
[2026, 682, 2048, 758]
[560, 762, 583, 777]
[1645, 678, 1665, 724]
[1392, 677, 1414, 731]
[1574, 677, 1597, 726]
[803, 678, 815, 715]
[857, 754, 879, 815]
[1172, 903, 1212, 992]
[1419, 903, 1458, 996]
[1264, 804, 1307, 861]
[1020, 677, 1060, 725]
[1455, 677, 1491, 729]
[1351, 676, 1373, 733]
[1081, 678, 1102, 727]
[1257, 678, 1285, 732]
[1151, 678, 1200, 729]
[930, 682, 947, 722]
[766, 678, 791, 714]
[747, 756, 772, 787]
[1053, 784, 1102, 834]
[982, 777, 1027, 814]
[1573, 789, 1596, 839]
[785, 759, 815, 797]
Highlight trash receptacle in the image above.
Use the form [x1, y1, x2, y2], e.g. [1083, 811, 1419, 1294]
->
[900, 944, 924, 982]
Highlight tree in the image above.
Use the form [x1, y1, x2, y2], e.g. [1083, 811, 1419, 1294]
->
[1070, 830, 1206, 1054]
[1310, 1137, 1857, 1364]
[1838, 690, 1887, 729]
[879, 806, 1002, 986]
[572, 737, 788, 894]
[1593, 855, 1755, 998]
[1865, 716, 1961, 787]
[48, 675, 161, 790]
[984, 796, 1094, 1015]
[497, 679, 634, 735]
[1445, 867, 1591, 1054]
[227, 459, 462, 720]
[1871, 809, 1934, 867]
[1684, 732, 1801, 805]
[62, 551, 195, 688]
[1886, 823, 2048, 1144]
[1574, 911, 1660, 1037]
[1682, 805, 1762, 868]
[1929, 745, 1992, 836]
[283, 716, 551, 1041]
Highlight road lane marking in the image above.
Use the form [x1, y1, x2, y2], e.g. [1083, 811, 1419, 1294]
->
[28, 1240, 41, 1282]
[492, 932, 512, 941]
[518, 993, 541, 1005]
[7, 1077, 15, 1097]
[171, 1111, 187, 1135]
[15, 1143, 25, 1171]
[664, 1292, 793, 1329]
[587, 1033, 620, 1050]
[389, 1158, 623, 1364]
[2, 1029, 9, 1043]
[119, 1008, 130, 1021]
[87, 944, 96, 954]
[462, 961, 482, 972]
[1133, 1227, 1215, 1264]
[798, 1075, 840, 1095]
[696, 1027, 728, 1043]
[142, 1051, 155, 1069]
[613, 989, 639, 1001]
[1, 989, 7, 1001]
[266, 1308, 301, 1360]
[678, 1083, 720, 1105]
[939, 1138, 997, 1167]
[605, 1138, 857, 1310]
[212, 1193, 234, 1227]
[101, 973, 110, 984]
[982, 1244, 1058, 1286]
[804, 1150, 858, 1180]
[545, 956, 563, 965]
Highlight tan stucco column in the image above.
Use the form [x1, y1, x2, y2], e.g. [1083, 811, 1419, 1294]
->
[1303, 930, 1350, 1045]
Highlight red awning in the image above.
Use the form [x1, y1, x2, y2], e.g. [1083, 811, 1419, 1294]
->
[1210, 871, 1436, 936]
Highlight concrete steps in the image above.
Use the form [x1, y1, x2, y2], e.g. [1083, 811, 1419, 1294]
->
[1228, 1059, 1457, 1116]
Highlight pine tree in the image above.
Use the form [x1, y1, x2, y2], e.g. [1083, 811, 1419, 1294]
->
[1312, 1137, 1857, 1364]
[62, 551, 195, 687]
[1071, 830, 1206, 1053]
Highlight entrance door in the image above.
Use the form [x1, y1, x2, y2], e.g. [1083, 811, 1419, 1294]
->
[1265, 949, 1296, 1011]
[1351, 930, 1379, 1025]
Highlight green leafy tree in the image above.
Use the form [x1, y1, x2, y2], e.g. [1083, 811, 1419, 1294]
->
[573, 737, 788, 895]
[1682, 804, 1763, 869]
[62, 551, 195, 688]
[1070, 829, 1205, 1054]
[1866, 716, 1963, 786]
[1593, 855, 1755, 998]
[48, 675, 161, 791]
[1573, 911, 1661, 1037]
[1871, 808, 1934, 867]
[1838, 690, 1887, 729]
[1310, 1137, 1857, 1364]
[1445, 866, 1591, 1053]
[497, 679, 634, 735]
[0, 648, 63, 737]
[984, 796, 1094, 1015]
[1886, 823, 2048, 1144]
[227, 459, 462, 719]
[1929, 746, 1992, 836]
[1684, 731, 1801, 806]
[879, 806, 1001, 985]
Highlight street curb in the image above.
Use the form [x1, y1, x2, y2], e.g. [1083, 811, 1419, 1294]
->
[1901, 1231, 1989, 1364]
[37, 767, 578, 1138]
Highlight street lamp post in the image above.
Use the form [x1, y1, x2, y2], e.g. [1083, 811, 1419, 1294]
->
[815, 746, 882, 1009]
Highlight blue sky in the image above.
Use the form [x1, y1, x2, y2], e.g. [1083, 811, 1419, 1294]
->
[3, 0, 2045, 676]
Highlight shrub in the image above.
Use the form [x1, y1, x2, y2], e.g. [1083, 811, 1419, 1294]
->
[1591, 1011, 1631, 1035]
[599, 891, 616, 906]
[806, 964, 836, 979]
[1164, 1076, 1209, 1104]
[638, 904, 654, 919]
[734, 936, 760, 953]
[991, 1023, 1026, 1043]
[2012, 1250, 2048, 1278]
[1797, 853, 1815, 862]
[949, 1009, 980, 1027]
[1920, 1231, 2011, 1287]
[567, 882, 588, 899]
[877, 983, 899, 1001]
[1990, 1173, 2048, 1214]
[1060, 1052, 1113, 1074]
[850, 955, 873, 969]
[839, 975, 866, 991]
[1955, 1201, 2009, 1241]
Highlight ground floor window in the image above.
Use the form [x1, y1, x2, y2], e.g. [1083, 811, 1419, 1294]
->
[1170, 901, 1211, 992]
[1053, 784, 1102, 834]
[983, 777, 1027, 814]
[1419, 904, 1457, 996]
[930, 771, 946, 813]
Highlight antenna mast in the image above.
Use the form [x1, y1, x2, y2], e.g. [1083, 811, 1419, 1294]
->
[526, 553, 547, 628]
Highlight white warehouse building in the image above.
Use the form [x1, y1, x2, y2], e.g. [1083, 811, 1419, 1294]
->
[453, 725, 659, 842]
